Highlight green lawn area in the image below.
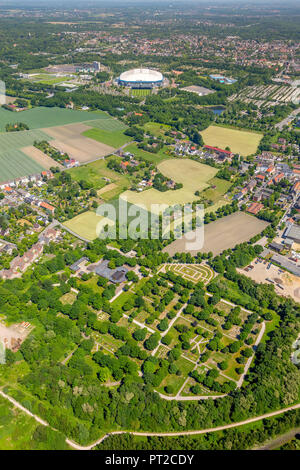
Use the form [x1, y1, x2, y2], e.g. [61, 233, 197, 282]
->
[131, 89, 151, 97]
[0, 106, 111, 132]
[200, 177, 232, 203]
[62, 211, 114, 241]
[201, 125, 263, 156]
[144, 122, 171, 137]
[68, 157, 131, 193]
[82, 127, 131, 148]
[120, 158, 218, 212]
[122, 143, 172, 164]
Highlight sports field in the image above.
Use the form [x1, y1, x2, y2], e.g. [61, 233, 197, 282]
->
[62, 211, 114, 241]
[200, 125, 263, 156]
[120, 159, 218, 212]
[131, 89, 151, 97]
[164, 212, 269, 256]
[160, 263, 214, 284]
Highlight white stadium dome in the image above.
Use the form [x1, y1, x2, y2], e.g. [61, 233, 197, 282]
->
[118, 68, 163, 87]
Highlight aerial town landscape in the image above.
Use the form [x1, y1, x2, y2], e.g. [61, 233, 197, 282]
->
[0, 0, 299, 457]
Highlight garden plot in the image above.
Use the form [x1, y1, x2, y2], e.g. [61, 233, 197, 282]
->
[159, 263, 214, 285]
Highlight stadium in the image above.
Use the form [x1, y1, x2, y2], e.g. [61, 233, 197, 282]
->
[118, 68, 164, 89]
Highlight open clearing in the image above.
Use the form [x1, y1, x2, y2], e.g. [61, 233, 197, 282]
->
[44, 123, 115, 163]
[237, 260, 300, 302]
[164, 212, 269, 256]
[120, 159, 218, 212]
[62, 211, 114, 241]
[200, 125, 263, 156]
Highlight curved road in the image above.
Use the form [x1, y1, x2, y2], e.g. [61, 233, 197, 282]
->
[1, 389, 299, 451]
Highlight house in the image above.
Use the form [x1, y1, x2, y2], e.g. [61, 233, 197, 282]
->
[39, 201, 55, 215]
[63, 159, 79, 168]
[203, 145, 233, 160]
[291, 181, 300, 195]
[121, 161, 130, 171]
[247, 202, 264, 215]
[70, 257, 89, 272]
[273, 173, 284, 184]
[255, 174, 265, 182]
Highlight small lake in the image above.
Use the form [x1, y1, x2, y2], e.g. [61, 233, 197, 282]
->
[210, 106, 226, 115]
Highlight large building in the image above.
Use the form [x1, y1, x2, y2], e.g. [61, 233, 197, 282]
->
[118, 68, 164, 89]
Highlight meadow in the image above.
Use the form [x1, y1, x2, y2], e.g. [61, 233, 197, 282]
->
[0, 107, 122, 132]
[68, 157, 131, 194]
[82, 127, 131, 148]
[200, 125, 263, 156]
[62, 210, 114, 241]
[121, 159, 218, 212]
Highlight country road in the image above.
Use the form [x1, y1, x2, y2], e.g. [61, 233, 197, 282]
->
[0, 388, 299, 451]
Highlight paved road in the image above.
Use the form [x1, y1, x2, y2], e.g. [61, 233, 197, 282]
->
[1, 388, 299, 450]
[275, 106, 300, 130]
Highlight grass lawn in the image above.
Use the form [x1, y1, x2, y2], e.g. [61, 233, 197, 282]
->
[201, 177, 232, 203]
[82, 127, 131, 148]
[122, 143, 172, 164]
[200, 125, 263, 156]
[62, 210, 114, 241]
[68, 157, 131, 193]
[144, 122, 171, 137]
[120, 158, 218, 212]
[131, 89, 151, 97]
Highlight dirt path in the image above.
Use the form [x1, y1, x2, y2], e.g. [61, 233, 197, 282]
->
[1, 388, 299, 451]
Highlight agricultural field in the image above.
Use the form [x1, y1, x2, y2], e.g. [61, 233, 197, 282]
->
[62, 210, 114, 241]
[120, 158, 218, 212]
[0, 149, 45, 181]
[229, 84, 300, 108]
[159, 263, 215, 285]
[200, 125, 262, 156]
[82, 127, 131, 148]
[44, 123, 115, 163]
[164, 212, 269, 257]
[0, 107, 116, 132]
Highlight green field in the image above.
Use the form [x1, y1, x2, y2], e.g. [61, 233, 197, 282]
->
[0, 129, 52, 152]
[83, 119, 127, 132]
[122, 143, 171, 164]
[0, 107, 120, 132]
[131, 89, 151, 97]
[68, 157, 130, 193]
[0, 395, 68, 450]
[121, 158, 218, 212]
[201, 125, 263, 156]
[144, 121, 171, 137]
[82, 127, 131, 148]
[0, 149, 46, 181]
[63, 210, 114, 241]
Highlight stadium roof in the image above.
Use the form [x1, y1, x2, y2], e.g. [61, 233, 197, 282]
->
[119, 68, 163, 83]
